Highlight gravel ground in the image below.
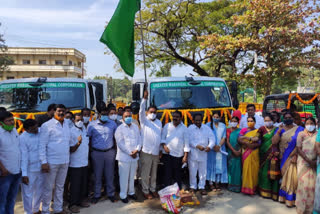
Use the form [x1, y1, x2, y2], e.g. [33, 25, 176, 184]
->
[14, 189, 297, 214]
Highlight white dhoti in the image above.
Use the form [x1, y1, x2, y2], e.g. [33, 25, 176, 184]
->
[118, 161, 138, 199]
[21, 171, 44, 214]
[188, 159, 207, 189]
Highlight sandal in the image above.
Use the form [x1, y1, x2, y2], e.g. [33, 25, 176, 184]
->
[210, 184, 216, 191]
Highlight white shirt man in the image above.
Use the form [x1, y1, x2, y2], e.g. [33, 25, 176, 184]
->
[0, 112, 21, 214]
[39, 105, 72, 214]
[188, 118, 215, 194]
[115, 112, 141, 203]
[68, 114, 90, 212]
[161, 112, 190, 188]
[20, 121, 43, 214]
[139, 95, 162, 199]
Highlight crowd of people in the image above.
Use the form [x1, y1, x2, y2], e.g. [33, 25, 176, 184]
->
[0, 90, 320, 214]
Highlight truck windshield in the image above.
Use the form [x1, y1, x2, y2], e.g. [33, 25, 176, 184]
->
[0, 82, 86, 112]
[150, 81, 231, 109]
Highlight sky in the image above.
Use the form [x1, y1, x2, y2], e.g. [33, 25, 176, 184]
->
[0, 0, 198, 80]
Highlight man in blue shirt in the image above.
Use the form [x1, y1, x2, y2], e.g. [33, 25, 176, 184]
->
[87, 106, 117, 203]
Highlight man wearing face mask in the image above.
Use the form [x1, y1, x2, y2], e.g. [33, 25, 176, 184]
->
[108, 107, 122, 126]
[115, 111, 141, 203]
[87, 106, 117, 204]
[68, 113, 90, 213]
[81, 108, 91, 130]
[39, 104, 72, 214]
[139, 90, 162, 199]
[0, 111, 21, 214]
[239, 104, 264, 129]
[65, 111, 75, 128]
[20, 119, 43, 214]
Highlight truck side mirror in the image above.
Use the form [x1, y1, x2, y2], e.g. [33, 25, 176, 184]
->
[230, 80, 239, 109]
[132, 83, 141, 101]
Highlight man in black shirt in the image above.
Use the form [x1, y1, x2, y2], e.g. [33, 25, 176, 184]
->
[36, 103, 56, 127]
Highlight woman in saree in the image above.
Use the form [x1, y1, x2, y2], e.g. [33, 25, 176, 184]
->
[226, 116, 242, 192]
[296, 117, 318, 214]
[272, 111, 304, 207]
[238, 116, 260, 195]
[206, 112, 228, 191]
[257, 114, 280, 200]
[314, 131, 320, 214]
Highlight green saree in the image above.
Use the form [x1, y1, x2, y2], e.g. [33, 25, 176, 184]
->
[258, 126, 279, 200]
[227, 128, 242, 192]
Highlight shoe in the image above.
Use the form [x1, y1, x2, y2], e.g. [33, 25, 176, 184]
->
[151, 192, 159, 198]
[128, 194, 138, 200]
[143, 193, 153, 200]
[200, 190, 207, 195]
[69, 205, 80, 213]
[121, 198, 129, 203]
[54, 211, 69, 214]
[79, 201, 90, 208]
[91, 197, 100, 204]
[33, 211, 41, 214]
[189, 188, 196, 193]
[108, 196, 116, 203]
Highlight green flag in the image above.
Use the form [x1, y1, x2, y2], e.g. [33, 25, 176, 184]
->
[100, 0, 140, 77]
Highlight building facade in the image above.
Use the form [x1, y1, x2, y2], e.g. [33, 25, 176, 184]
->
[0, 47, 86, 80]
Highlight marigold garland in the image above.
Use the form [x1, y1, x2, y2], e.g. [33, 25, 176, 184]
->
[287, 93, 320, 109]
[12, 110, 95, 134]
[157, 107, 235, 126]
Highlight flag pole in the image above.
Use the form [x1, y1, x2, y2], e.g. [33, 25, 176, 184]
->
[138, 6, 148, 84]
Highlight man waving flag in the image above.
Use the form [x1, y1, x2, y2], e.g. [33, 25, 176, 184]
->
[100, 0, 141, 77]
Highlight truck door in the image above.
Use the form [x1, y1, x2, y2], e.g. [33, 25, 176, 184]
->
[88, 80, 107, 110]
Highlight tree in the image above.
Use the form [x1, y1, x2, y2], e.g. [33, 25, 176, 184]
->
[200, 0, 320, 96]
[135, 0, 243, 76]
[0, 23, 13, 74]
[93, 76, 132, 102]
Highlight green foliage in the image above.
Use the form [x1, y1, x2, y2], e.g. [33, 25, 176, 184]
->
[135, 0, 242, 77]
[201, 0, 320, 96]
[0, 23, 14, 73]
[93, 76, 132, 103]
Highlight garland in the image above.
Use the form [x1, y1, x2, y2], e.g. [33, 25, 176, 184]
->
[12, 110, 95, 134]
[286, 93, 320, 109]
[157, 107, 235, 126]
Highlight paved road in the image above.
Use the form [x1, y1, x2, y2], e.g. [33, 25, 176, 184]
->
[14, 190, 297, 214]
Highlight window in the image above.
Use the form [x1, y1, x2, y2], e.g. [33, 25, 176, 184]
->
[22, 60, 30, 65]
[55, 60, 63, 65]
[150, 81, 231, 109]
[39, 60, 46, 65]
[6, 77, 14, 80]
[77, 62, 81, 67]
[69, 60, 73, 65]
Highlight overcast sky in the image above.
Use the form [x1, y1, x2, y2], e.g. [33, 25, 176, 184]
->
[0, 0, 200, 80]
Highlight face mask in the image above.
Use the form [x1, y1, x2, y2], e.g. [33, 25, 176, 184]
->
[117, 115, 122, 121]
[283, 119, 293, 125]
[305, 125, 316, 132]
[147, 113, 157, 120]
[124, 117, 132, 125]
[264, 121, 273, 127]
[100, 115, 109, 122]
[109, 114, 117, 121]
[83, 116, 90, 123]
[247, 122, 255, 128]
[0, 121, 14, 132]
[213, 118, 220, 123]
[54, 114, 64, 122]
[230, 122, 238, 128]
[75, 121, 84, 128]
